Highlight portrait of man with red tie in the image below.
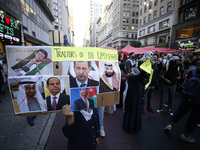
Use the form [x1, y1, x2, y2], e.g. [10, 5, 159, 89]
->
[73, 88, 94, 111]
[46, 77, 70, 111]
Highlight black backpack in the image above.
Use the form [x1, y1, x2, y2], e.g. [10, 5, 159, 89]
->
[182, 68, 200, 104]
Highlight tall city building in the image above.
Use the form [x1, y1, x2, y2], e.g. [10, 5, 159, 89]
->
[97, 0, 139, 49]
[51, 0, 71, 46]
[171, 0, 200, 51]
[138, 0, 174, 48]
[88, 0, 104, 47]
[20, 0, 55, 46]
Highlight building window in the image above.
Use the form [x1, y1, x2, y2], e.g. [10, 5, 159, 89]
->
[140, 19, 142, 25]
[141, 0, 143, 5]
[148, 25, 155, 33]
[136, 12, 138, 17]
[132, 19, 135, 24]
[161, 0, 164, 2]
[123, 18, 126, 23]
[127, 11, 130, 17]
[159, 19, 169, 29]
[143, 16, 146, 24]
[167, 2, 172, 12]
[132, 26, 135, 30]
[148, 14, 151, 21]
[133, 12, 135, 17]
[140, 9, 142, 16]
[185, 7, 197, 20]
[127, 25, 129, 30]
[160, 6, 164, 16]
[149, 2, 152, 10]
[136, 5, 139, 11]
[127, 18, 129, 23]
[158, 35, 166, 44]
[139, 29, 145, 36]
[136, 19, 138, 24]
[127, 4, 130, 8]
[123, 11, 126, 17]
[154, 0, 157, 6]
[144, 5, 147, 13]
[124, 3, 126, 8]
[154, 10, 157, 19]
[123, 25, 126, 30]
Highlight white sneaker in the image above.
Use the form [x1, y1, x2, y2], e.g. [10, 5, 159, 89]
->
[197, 124, 200, 128]
[180, 134, 196, 143]
[164, 124, 172, 134]
[100, 125, 105, 137]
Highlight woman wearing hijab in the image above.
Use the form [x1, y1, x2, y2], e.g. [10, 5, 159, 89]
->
[62, 104, 100, 150]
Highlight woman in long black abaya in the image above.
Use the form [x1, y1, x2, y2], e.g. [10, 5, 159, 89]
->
[123, 71, 148, 133]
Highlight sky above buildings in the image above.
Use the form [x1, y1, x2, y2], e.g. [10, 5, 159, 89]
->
[69, 0, 90, 47]
[69, 0, 109, 47]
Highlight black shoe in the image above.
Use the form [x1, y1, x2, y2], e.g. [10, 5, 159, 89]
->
[29, 122, 35, 126]
[147, 107, 154, 113]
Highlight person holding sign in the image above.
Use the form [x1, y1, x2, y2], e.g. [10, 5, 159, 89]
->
[73, 88, 94, 111]
[46, 77, 70, 111]
[70, 61, 99, 88]
[62, 104, 100, 150]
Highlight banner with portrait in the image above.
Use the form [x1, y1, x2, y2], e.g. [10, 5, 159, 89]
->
[6, 46, 120, 116]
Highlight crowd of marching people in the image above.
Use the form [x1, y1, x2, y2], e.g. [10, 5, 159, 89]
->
[117, 51, 200, 143]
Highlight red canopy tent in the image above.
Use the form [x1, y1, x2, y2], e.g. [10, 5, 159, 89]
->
[121, 45, 179, 56]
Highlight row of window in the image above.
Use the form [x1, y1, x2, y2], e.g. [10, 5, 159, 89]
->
[123, 11, 139, 17]
[140, 2, 171, 16]
[140, 0, 164, 6]
[139, 19, 169, 36]
[20, 0, 50, 33]
[122, 25, 138, 31]
[179, 6, 197, 23]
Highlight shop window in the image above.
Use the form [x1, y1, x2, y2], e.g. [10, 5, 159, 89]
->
[148, 25, 155, 33]
[158, 35, 166, 44]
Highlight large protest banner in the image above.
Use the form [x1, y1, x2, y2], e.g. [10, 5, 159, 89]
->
[6, 46, 120, 116]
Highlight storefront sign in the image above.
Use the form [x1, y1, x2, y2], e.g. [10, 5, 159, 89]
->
[175, 36, 199, 43]
[0, 12, 21, 42]
[180, 42, 195, 48]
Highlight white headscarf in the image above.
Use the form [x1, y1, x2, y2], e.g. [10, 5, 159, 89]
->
[17, 78, 47, 113]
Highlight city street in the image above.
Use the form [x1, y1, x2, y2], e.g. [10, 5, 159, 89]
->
[46, 89, 200, 150]
[1, 89, 200, 150]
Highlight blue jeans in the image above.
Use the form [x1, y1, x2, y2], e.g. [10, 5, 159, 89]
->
[159, 82, 176, 110]
[97, 107, 104, 126]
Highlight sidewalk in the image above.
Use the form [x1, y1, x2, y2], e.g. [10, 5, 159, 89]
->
[0, 91, 56, 150]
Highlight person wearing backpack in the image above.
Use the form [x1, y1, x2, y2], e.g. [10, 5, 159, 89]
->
[164, 61, 200, 143]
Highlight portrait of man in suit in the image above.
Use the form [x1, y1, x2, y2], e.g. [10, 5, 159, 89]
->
[46, 77, 70, 111]
[73, 88, 94, 111]
[70, 61, 99, 88]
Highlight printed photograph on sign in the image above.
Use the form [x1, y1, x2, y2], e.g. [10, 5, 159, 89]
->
[6, 46, 53, 76]
[63, 61, 99, 88]
[43, 75, 70, 111]
[8, 76, 47, 114]
[99, 61, 121, 93]
[70, 87, 97, 112]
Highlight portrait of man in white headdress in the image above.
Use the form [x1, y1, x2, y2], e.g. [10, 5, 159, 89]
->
[16, 77, 47, 113]
[99, 61, 120, 93]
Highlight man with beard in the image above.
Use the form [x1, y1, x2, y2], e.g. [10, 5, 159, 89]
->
[70, 61, 99, 88]
[99, 63, 119, 93]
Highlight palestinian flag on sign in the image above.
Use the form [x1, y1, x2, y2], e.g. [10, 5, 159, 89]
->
[87, 87, 97, 108]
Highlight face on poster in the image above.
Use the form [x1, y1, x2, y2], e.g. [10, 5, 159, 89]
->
[70, 87, 97, 112]
[99, 61, 121, 93]
[43, 75, 70, 111]
[6, 46, 53, 76]
[8, 76, 47, 114]
[65, 61, 99, 88]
